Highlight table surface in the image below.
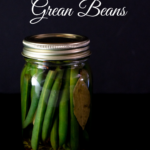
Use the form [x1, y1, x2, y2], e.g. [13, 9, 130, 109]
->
[0, 93, 149, 149]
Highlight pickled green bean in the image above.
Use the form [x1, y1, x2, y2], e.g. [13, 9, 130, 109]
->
[23, 68, 44, 128]
[42, 69, 64, 142]
[21, 64, 31, 127]
[50, 114, 59, 150]
[20, 65, 27, 92]
[31, 69, 57, 150]
[59, 68, 70, 146]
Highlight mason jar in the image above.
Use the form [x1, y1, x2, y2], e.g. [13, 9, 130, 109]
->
[20, 33, 92, 150]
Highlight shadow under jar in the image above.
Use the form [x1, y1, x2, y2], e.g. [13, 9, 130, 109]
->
[20, 33, 92, 150]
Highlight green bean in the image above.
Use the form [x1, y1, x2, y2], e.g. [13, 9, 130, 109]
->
[23, 68, 44, 128]
[30, 65, 37, 76]
[30, 67, 38, 102]
[21, 64, 31, 127]
[50, 114, 59, 150]
[70, 67, 79, 150]
[31, 69, 58, 150]
[20, 65, 27, 92]
[58, 68, 70, 146]
[42, 69, 64, 142]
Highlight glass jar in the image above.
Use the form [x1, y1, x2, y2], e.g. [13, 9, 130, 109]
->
[20, 33, 92, 150]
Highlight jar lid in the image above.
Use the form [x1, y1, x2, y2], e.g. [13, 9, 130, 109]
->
[22, 33, 91, 60]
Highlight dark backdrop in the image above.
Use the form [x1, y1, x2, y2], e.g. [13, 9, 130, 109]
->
[0, 1, 149, 149]
[0, 0, 150, 93]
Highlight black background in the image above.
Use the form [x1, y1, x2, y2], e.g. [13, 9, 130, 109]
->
[1, 94, 149, 150]
[0, 1, 150, 149]
[1, 0, 150, 93]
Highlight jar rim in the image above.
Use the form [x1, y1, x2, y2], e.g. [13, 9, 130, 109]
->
[22, 33, 91, 60]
